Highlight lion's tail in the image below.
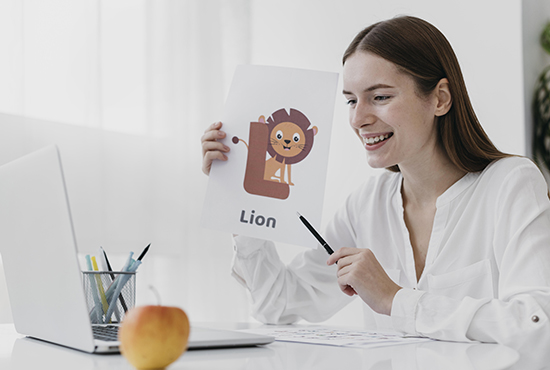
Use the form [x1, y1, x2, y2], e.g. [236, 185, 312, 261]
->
[232, 136, 249, 150]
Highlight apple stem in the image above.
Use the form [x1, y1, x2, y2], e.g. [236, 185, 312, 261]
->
[149, 285, 162, 305]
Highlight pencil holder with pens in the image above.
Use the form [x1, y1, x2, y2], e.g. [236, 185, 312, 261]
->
[82, 271, 136, 324]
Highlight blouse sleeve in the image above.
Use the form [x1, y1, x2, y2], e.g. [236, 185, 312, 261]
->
[391, 161, 550, 353]
[231, 196, 358, 324]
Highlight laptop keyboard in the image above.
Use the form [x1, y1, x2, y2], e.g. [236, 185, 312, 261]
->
[92, 325, 120, 342]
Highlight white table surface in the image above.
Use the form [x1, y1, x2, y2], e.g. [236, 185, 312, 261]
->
[0, 323, 545, 370]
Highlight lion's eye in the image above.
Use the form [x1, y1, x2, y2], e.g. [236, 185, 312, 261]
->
[276, 130, 283, 140]
[293, 133, 300, 142]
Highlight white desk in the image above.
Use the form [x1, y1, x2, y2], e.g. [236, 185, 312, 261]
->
[0, 323, 543, 370]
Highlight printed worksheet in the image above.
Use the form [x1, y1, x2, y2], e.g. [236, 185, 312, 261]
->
[240, 326, 432, 349]
[201, 65, 338, 248]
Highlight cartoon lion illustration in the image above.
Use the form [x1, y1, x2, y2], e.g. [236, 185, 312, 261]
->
[232, 108, 318, 200]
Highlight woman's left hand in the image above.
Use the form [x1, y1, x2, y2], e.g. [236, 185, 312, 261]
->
[327, 247, 402, 316]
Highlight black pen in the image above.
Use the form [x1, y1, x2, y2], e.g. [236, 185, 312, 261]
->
[137, 243, 151, 261]
[297, 212, 334, 255]
[101, 246, 129, 312]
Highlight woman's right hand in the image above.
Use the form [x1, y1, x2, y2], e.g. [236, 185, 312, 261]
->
[201, 121, 231, 175]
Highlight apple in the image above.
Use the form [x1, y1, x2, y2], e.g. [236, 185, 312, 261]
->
[119, 305, 190, 370]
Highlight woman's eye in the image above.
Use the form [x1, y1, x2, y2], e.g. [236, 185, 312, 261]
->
[293, 133, 300, 142]
[374, 95, 391, 102]
[276, 130, 283, 140]
[346, 99, 357, 106]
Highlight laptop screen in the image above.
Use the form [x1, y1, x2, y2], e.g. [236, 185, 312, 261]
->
[0, 146, 96, 352]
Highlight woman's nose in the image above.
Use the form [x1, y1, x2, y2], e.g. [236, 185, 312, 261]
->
[350, 103, 375, 129]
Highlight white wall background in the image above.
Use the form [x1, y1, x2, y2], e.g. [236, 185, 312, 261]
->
[0, 0, 548, 326]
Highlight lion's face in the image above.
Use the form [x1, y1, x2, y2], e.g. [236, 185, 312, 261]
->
[269, 122, 306, 158]
[265, 108, 317, 165]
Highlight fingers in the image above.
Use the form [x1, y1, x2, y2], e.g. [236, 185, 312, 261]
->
[334, 257, 355, 288]
[201, 122, 225, 140]
[201, 121, 230, 175]
[201, 122, 227, 152]
[340, 284, 357, 297]
[328, 248, 359, 296]
[326, 246, 360, 266]
[329, 248, 401, 315]
[203, 121, 223, 134]
[336, 261, 358, 296]
[201, 140, 230, 157]
[333, 248, 375, 279]
[202, 150, 228, 175]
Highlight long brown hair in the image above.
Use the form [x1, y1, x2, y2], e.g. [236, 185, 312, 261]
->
[343, 16, 509, 172]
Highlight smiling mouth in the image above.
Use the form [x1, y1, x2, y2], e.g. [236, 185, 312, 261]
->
[283, 146, 291, 150]
[365, 133, 393, 145]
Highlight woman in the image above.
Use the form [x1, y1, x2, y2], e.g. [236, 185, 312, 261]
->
[201, 16, 550, 352]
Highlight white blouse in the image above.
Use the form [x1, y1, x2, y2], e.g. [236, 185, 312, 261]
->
[231, 157, 550, 352]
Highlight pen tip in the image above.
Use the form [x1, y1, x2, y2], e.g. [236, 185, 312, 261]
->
[137, 244, 151, 261]
[296, 211, 301, 217]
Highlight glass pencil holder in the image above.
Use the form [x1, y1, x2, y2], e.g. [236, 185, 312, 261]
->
[82, 271, 136, 325]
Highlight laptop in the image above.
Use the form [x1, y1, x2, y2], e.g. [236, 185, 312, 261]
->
[0, 145, 274, 353]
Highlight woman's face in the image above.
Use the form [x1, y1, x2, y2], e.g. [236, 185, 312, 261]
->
[343, 51, 442, 171]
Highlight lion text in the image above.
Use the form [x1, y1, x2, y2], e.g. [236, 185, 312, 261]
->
[239, 209, 277, 228]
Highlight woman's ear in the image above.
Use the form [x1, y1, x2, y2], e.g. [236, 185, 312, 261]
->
[434, 78, 452, 117]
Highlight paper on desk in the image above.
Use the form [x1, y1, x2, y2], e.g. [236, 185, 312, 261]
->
[241, 326, 432, 349]
[201, 65, 338, 249]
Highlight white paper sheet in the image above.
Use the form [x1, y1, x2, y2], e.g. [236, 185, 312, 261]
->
[241, 326, 432, 349]
[201, 65, 339, 248]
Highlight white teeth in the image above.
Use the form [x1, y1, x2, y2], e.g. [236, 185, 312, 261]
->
[365, 134, 390, 145]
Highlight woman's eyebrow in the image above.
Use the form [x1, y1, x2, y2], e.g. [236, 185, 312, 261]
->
[342, 84, 395, 95]
[365, 83, 394, 91]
